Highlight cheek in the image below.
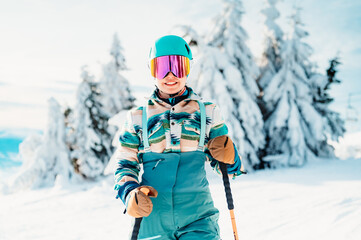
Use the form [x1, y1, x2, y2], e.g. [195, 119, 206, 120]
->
[155, 79, 163, 88]
[179, 77, 187, 86]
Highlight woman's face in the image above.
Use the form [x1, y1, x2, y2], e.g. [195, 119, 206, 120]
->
[155, 72, 187, 95]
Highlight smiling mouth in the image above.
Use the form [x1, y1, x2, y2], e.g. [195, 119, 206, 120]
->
[165, 82, 177, 86]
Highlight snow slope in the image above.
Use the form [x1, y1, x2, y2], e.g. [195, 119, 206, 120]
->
[1, 158, 360, 240]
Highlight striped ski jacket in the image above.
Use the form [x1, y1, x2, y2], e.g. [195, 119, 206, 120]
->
[114, 87, 243, 198]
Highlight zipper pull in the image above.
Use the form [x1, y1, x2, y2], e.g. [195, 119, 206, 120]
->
[152, 158, 164, 170]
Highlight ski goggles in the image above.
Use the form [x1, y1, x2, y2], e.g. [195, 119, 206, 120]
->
[150, 55, 190, 79]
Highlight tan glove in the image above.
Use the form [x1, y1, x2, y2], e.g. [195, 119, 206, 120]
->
[208, 135, 235, 164]
[126, 186, 158, 218]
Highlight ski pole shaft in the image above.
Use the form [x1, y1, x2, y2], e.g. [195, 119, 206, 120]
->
[131, 218, 142, 240]
[219, 162, 239, 240]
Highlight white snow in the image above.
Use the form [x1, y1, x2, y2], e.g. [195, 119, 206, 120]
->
[331, 131, 361, 160]
[1, 158, 360, 240]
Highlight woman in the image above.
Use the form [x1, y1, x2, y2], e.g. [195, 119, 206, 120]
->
[114, 35, 243, 240]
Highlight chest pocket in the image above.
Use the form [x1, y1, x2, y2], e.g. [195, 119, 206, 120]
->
[148, 123, 165, 144]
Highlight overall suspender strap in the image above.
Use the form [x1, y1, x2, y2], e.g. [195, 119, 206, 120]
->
[197, 100, 206, 151]
[142, 106, 151, 153]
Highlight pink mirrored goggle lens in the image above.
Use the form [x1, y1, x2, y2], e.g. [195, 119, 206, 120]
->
[150, 55, 190, 79]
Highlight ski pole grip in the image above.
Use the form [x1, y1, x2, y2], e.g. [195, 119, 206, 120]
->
[219, 162, 234, 210]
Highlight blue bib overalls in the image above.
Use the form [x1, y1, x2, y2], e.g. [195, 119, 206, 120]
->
[137, 101, 220, 240]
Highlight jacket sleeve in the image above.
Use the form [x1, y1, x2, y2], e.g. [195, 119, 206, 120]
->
[206, 105, 244, 178]
[114, 110, 141, 204]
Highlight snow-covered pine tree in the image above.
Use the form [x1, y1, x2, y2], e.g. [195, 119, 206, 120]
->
[208, 0, 261, 97]
[177, 1, 265, 170]
[10, 98, 75, 190]
[258, 0, 283, 92]
[99, 33, 137, 176]
[207, 0, 264, 169]
[309, 57, 345, 156]
[99, 33, 135, 119]
[71, 66, 112, 178]
[262, 8, 327, 167]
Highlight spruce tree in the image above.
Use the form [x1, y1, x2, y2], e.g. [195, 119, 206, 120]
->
[99, 33, 135, 118]
[99, 34, 137, 176]
[257, 0, 284, 163]
[208, 0, 264, 169]
[208, 0, 260, 97]
[311, 57, 342, 110]
[262, 8, 326, 166]
[71, 66, 112, 178]
[258, 0, 283, 91]
[310, 57, 345, 156]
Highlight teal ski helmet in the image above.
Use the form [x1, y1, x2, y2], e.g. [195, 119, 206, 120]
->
[149, 35, 193, 60]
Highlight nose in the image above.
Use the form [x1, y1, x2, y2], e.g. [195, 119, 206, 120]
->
[164, 72, 176, 78]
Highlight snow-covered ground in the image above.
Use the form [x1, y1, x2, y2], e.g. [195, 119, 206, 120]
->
[1, 158, 360, 240]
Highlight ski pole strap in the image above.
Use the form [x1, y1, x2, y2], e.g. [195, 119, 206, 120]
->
[142, 106, 151, 153]
[131, 217, 143, 240]
[196, 100, 206, 151]
[219, 162, 234, 210]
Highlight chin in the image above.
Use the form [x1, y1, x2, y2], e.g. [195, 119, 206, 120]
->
[162, 85, 179, 92]
[164, 90, 179, 95]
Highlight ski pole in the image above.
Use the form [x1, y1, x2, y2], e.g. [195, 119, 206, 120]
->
[131, 218, 142, 240]
[219, 162, 239, 240]
[130, 187, 150, 240]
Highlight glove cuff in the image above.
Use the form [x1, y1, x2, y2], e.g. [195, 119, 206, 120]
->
[116, 181, 140, 204]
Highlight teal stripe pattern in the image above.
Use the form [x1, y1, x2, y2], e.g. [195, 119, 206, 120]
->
[114, 87, 242, 195]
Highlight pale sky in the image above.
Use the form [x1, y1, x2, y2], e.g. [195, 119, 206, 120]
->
[0, 0, 360, 134]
